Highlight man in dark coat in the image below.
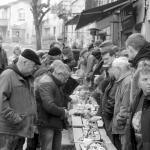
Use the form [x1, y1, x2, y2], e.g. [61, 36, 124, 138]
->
[0, 49, 40, 150]
[0, 37, 8, 74]
[35, 64, 71, 150]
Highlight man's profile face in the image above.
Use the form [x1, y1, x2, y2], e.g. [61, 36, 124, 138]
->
[139, 72, 150, 96]
[102, 53, 115, 65]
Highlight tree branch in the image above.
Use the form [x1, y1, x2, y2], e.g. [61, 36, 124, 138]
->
[38, 7, 50, 26]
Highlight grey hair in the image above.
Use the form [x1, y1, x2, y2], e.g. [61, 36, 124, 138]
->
[54, 64, 71, 76]
[112, 57, 130, 70]
[125, 33, 146, 51]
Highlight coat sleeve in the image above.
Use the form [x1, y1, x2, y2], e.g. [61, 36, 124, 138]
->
[86, 55, 95, 78]
[0, 73, 22, 124]
[116, 83, 131, 125]
[39, 82, 65, 118]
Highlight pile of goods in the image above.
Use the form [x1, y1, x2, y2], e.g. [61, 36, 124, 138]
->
[73, 88, 99, 119]
[79, 123, 107, 150]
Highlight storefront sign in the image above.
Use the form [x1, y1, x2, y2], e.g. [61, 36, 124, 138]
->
[120, 2, 135, 30]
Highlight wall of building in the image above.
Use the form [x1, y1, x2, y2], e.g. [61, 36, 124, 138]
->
[9, 1, 34, 44]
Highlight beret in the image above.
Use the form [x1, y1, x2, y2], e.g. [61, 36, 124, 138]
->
[48, 47, 61, 56]
[21, 49, 41, 65]
[80, 49, 88, 57]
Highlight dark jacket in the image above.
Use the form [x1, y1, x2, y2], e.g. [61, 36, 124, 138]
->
[35, 73, 66, 130]
[126, 90, 150, 150]
[0, 64, 37, 138]
[102, 77, 117, 120]
[62, 77, 79, 108]
[129, 42, 150, 69]
[0, 47, 8, 73]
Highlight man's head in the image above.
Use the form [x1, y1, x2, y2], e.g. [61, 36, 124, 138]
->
[48, 60, 63, 72]
[112, 57, 130, 80]
[50, 41, 62, 50]
[93, 39, 102, 50]
[0, 37, 3, 48]
[62, 47, 73, 60]
[101, 46, 116, 66]
[53, 64, 71, 84]
[48, 47, 61, 60]
[17, 49, 41, 76]
[125, 33, 147, 60]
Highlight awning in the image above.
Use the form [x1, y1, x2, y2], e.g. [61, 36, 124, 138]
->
[75, 0, 130, 30]
[65, 15, 80, 26]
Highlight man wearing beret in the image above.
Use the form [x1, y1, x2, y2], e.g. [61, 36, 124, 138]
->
[0, 49, 41, 150]
[48, 47, 62, 60]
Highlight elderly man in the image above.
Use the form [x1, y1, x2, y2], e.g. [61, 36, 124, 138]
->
[111, 57, 132, 150]
[0, 49, 41, 150]
[35, 64, 71, 150]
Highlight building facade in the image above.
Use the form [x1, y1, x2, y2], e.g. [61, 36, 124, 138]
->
[0, 0, 35, 44]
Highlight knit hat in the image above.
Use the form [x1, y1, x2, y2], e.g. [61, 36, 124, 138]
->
[92, 49, 101, 60]
[21, 49, 41, 65]
[48, 47, 61, 56]
[80, 49, 88, 57]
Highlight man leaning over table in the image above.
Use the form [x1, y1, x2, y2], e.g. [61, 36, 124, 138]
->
[0, 49, 41, 150]
[35, 64, 71, 150]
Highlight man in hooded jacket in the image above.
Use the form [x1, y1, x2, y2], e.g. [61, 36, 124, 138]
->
[126, 33, 150, 102]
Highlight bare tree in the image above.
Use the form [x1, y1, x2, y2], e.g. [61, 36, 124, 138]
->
[30, 0, 50, 50]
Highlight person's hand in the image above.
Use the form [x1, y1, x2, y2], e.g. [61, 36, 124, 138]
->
[69, 108, 78, 116]
[89, 116, 101, 122]
[64, 109, 69, 118]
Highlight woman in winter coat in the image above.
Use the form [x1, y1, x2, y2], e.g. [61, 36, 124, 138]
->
[126, 60, 150, 150]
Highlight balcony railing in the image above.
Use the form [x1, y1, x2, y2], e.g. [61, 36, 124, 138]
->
[0, 19, 8, 26]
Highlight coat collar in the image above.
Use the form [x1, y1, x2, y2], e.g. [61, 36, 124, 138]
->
[116, 71, 132, 83]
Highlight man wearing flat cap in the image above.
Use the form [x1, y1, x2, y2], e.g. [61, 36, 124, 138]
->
[0, 49, 41, 150]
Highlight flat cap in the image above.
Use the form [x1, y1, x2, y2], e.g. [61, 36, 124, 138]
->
[21, 49, 41, 65]
[48, 47, 61, 56]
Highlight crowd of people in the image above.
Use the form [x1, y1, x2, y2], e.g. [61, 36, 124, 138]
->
[0, 33, 150, 150]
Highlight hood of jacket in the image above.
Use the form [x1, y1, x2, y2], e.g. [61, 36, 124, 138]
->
[129, 42, 150, 68]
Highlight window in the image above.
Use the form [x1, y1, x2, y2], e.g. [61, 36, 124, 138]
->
[18, 9, 25, 21]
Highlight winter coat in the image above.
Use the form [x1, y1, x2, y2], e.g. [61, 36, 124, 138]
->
[0, 64, 37, 138]
[112, 71, 132, 135]
[126, 90, 150, 150]
[35, 73, 66, 130]
[129, 42, 150, 103]
[129, 42, 150, 69]
[0, 47, 8, 73]
[102, 77, 117, 121]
